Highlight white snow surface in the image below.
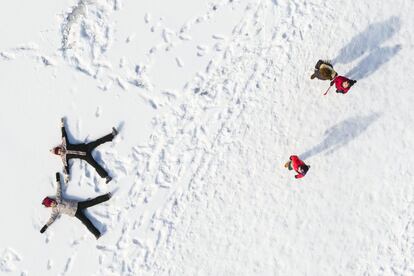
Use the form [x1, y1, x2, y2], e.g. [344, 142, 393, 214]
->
[1, 0, 414, 275]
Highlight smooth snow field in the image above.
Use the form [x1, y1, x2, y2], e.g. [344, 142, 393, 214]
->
[1, 0, 413, 275]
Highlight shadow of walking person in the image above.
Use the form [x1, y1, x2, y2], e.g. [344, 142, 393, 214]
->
[345, 45, 401, 80]
[333, 16, 400, 65]
[300, 113, 381, 160]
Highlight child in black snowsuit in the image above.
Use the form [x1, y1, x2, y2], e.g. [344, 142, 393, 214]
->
[40, 173, 111, 239]
[51, 118, 118, 183]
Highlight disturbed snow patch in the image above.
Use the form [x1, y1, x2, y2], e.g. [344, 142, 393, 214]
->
[60, 0, 152, 91]
[0, 248, 22, 273]
[61, 0, 113, 77]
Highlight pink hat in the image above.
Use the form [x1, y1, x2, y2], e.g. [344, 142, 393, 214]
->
[42, 197, 55, 207]
[52, 147, 61, 155]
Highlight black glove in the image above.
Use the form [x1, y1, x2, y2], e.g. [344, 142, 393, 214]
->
[55, 172, 60, 182]
[40, 225, 48, 233]
[330, 81, 334, 86]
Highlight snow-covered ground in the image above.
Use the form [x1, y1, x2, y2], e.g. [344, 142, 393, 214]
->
[1, 0, 413, 275]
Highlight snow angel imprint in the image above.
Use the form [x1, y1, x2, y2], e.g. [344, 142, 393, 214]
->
[40, 173, 112, 239]
[51, 118, 118, 183]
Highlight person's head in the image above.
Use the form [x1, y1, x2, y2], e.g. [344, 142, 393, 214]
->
[342, 81, 350, 88]
[42, 197, 57, 208]
[298, 165, 310, 175]
[50, 146, 62, 155]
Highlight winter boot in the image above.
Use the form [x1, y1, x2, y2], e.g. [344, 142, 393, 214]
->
[112, 127, 118, 137]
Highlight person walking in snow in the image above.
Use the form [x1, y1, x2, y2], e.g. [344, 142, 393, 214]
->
[330, 75, 357, 94]
[284, 155, 310, 179]
[51, 118, 117, 183]
[310, 60, 338, 81]
[40, 173, 111, 239]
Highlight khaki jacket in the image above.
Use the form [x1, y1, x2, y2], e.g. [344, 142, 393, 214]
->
[45, 178, 78, 226]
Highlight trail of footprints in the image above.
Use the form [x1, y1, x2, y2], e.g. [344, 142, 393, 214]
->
[93, 1, 283, 273]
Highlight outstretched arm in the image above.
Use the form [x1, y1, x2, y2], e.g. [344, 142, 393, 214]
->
[290, 155, 298, 161]
[55, 173, 63, 203]
[295, 173, 304, 179]
[63, 165, 70, 176]
[61, 118, 69, 142]
[62, 159, 70, 178]
[40, 174, 64, 234]
[40, 225, 48, 233]
[41, 209, 59, 233]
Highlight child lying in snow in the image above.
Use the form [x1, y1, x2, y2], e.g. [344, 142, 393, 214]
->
[40, 173, 111, 239]
[51, 117, 118, 183]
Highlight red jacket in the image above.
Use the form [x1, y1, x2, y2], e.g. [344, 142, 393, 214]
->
[290, 155, 305, 179]
[332, 76, 352, 94]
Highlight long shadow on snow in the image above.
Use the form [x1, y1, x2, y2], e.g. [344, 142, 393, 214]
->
[345, 44, 401, 80]
[333, 16, 400, 65]
[300, 113, 381, 160]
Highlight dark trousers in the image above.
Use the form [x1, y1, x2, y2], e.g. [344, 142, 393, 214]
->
[86, 133, 114, 151]
[83, 154, 109, 178]
[76, 133, 113, 178]
[75, 193, 111, 239]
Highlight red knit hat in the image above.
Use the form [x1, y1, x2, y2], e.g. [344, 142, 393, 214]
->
[42, 197, 55, 207]
[52, 147, 61, 155]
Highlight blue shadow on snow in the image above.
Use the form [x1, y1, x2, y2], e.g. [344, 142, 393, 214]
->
[345, 44, 401, 80]
[300, 113, 381, 160]
[333, 16, 400, 65]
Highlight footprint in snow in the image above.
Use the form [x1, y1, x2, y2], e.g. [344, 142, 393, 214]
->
[0, 248, 22, 272]
[175, 57, 184, 67]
